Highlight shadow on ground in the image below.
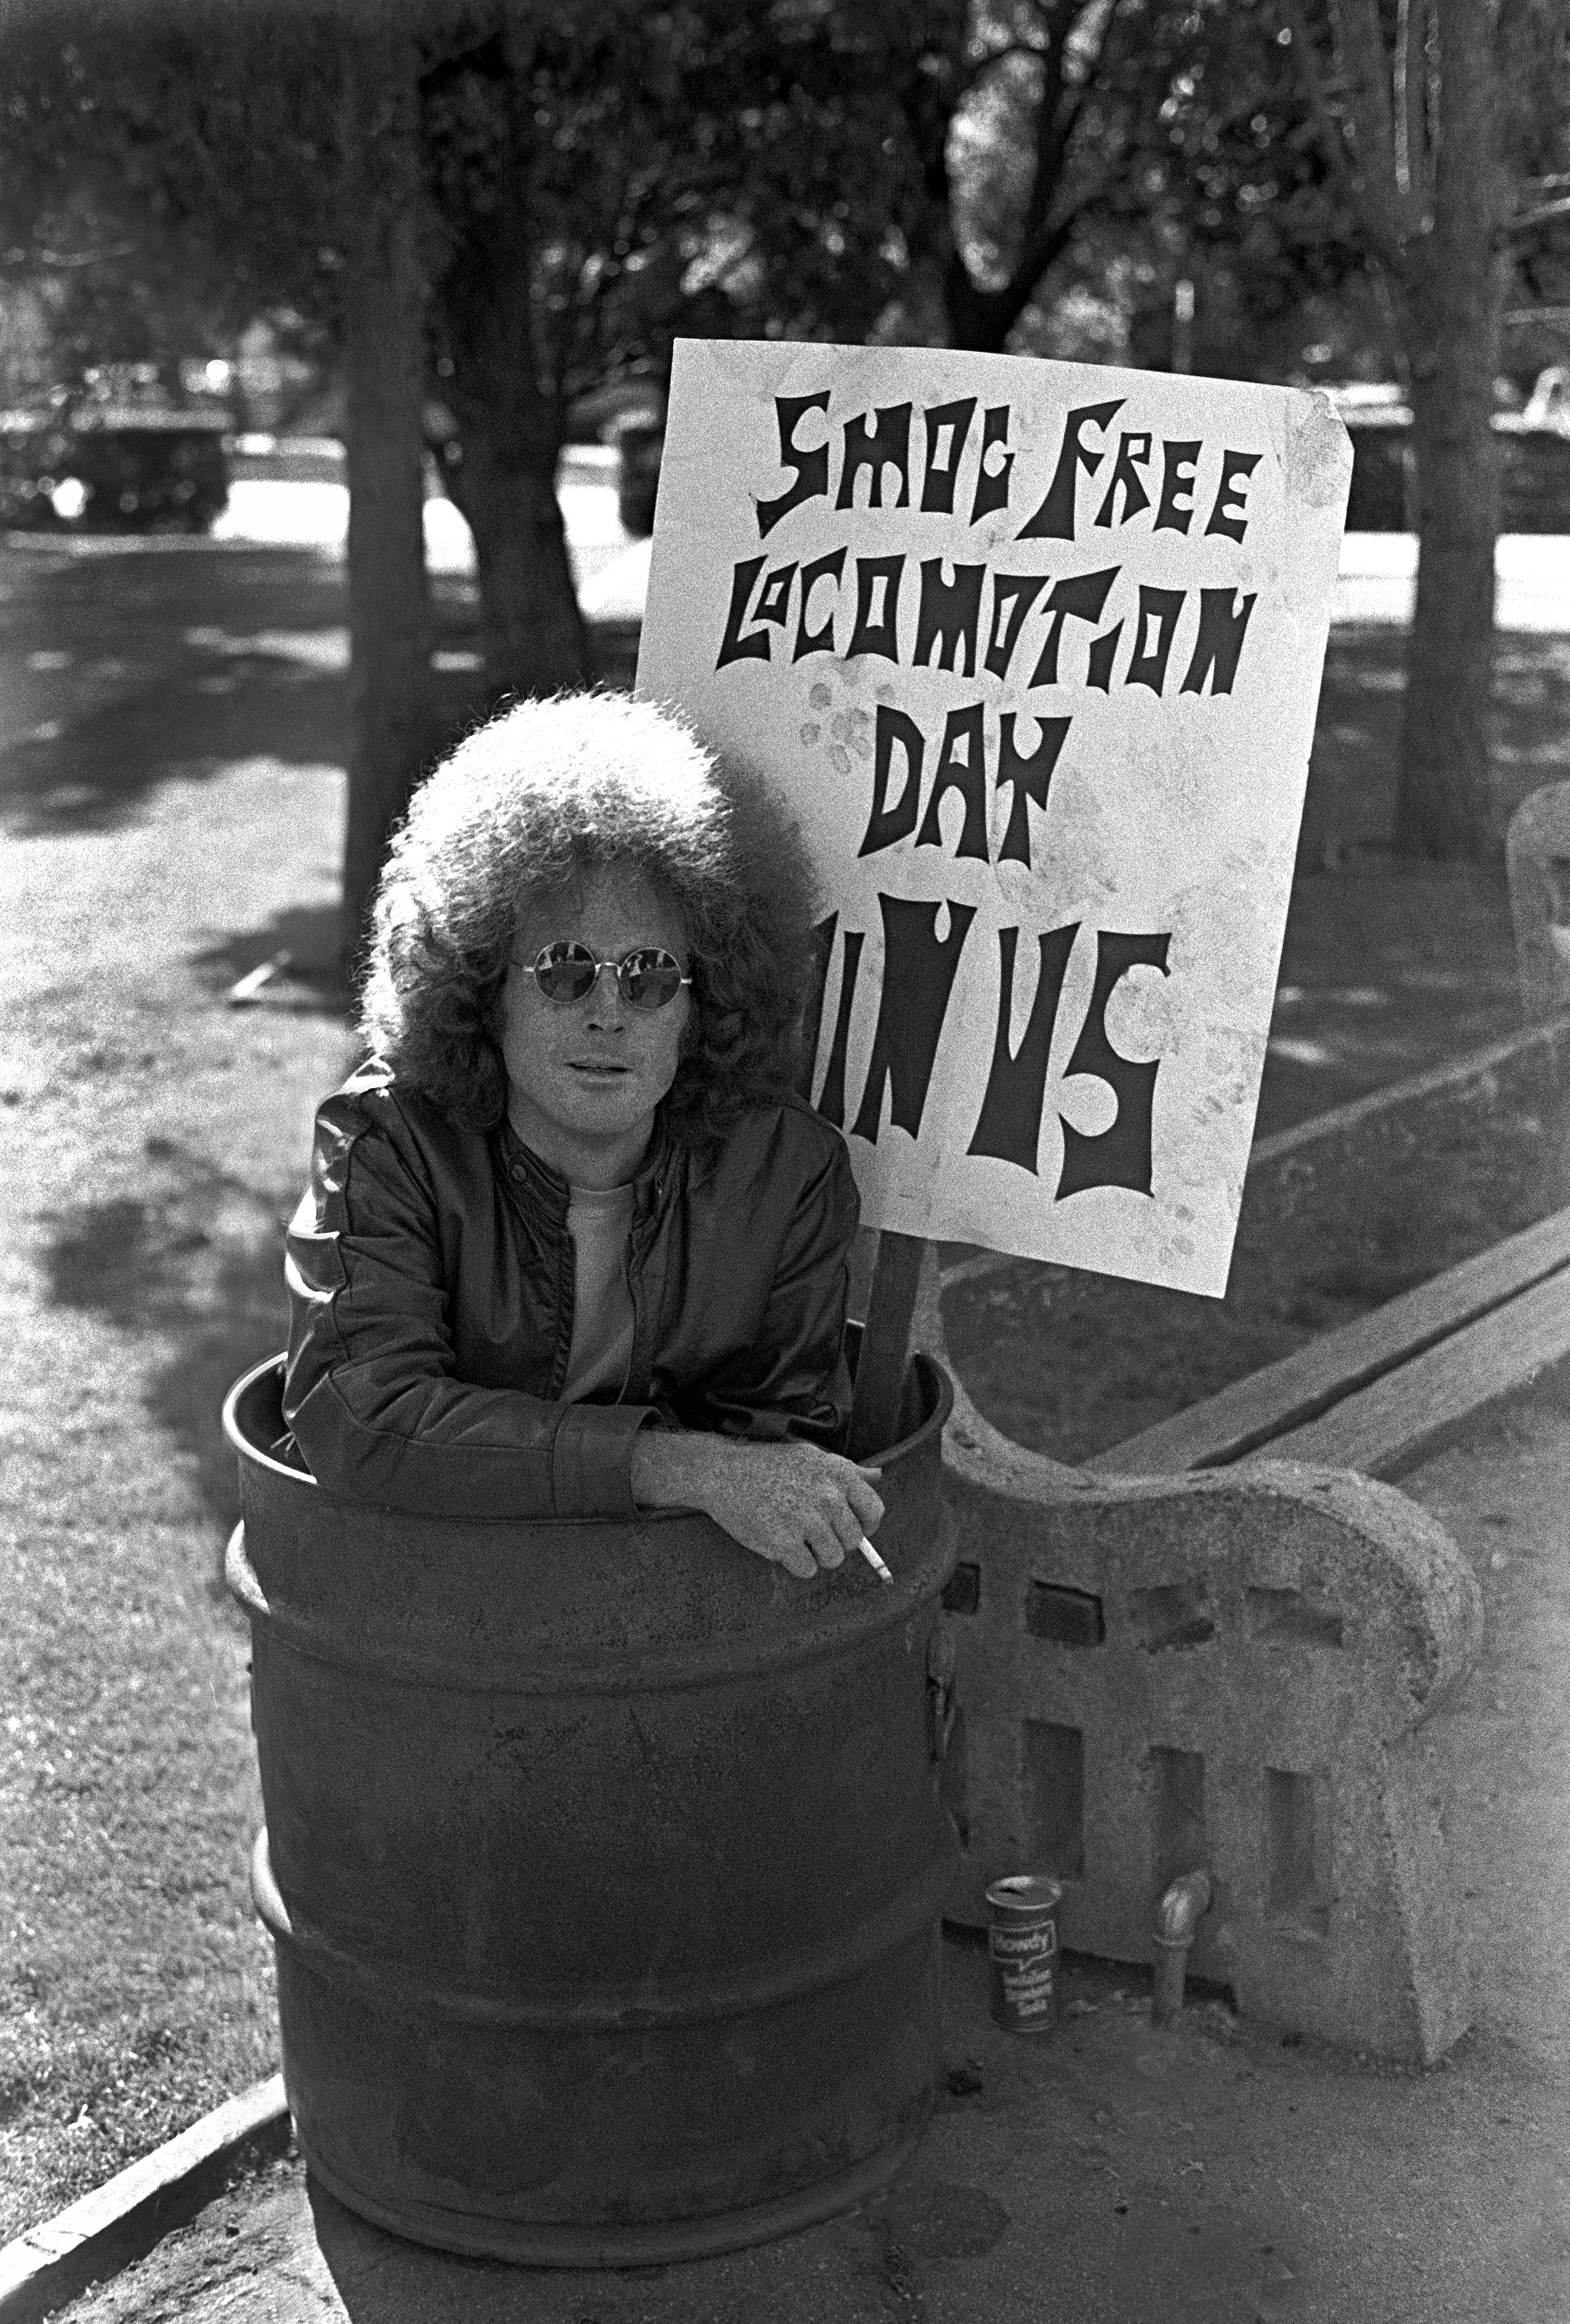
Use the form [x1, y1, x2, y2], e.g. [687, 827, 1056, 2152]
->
[38, 1144, 296, 1568]
[1, 547, 488, 838]
[187, 904, 358, 1011]
[1257, 860, 1522, 1136]
[1, 658, 348, 838]
[1301, 624, 1570, 863]
[301, 2142, 1017, 2324]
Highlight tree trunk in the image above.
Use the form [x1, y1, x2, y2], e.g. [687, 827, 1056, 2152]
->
[1395, 245, 1505, 855]
[433, 48, 589, 705]
[944, 251, 1068, 354]
[1391, 0, 1508, 859]
[340, 18, 430, 971]
[944, 243, 1027, 353]
[441, 415, 587, 702]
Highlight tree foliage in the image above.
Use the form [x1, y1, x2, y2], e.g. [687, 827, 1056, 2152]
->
[16, 0, 1541, 880]
[0, 2, 343, 403]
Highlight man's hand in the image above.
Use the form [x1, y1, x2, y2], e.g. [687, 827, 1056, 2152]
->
[630, 1431, 885, 1582]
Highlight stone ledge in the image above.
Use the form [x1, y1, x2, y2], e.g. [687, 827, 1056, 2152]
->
[915, 1254, 1485, 2065]
[0, 2076, 289, 2324]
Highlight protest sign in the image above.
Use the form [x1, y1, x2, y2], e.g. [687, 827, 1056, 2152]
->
[637, 340, 1350, 1297]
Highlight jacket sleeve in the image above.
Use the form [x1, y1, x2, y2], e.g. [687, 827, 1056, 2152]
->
[282, 1090, 655, 1518]
[690, 1116, 859, 1451]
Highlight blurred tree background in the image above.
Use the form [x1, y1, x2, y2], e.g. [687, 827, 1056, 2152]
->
[2, 0, 1567, 949]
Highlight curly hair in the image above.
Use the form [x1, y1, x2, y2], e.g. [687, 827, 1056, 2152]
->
[360, 692, 822, 1148]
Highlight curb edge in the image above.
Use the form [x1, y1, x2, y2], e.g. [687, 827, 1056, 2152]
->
[0, 2075, 291, 2324]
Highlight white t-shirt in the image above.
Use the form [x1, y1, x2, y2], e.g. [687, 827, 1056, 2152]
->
[560, 1181, 636, 1402]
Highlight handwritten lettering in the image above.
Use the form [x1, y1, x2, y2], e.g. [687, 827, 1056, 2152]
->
[747, 389, 1263, 551]
[718, 555, 1262, 700]
[719, 375, 1283, 1228]
[810, 900, 1173, 1198]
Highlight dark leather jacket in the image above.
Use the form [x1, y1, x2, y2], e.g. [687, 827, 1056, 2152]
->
[282, 1060, 858, 1520]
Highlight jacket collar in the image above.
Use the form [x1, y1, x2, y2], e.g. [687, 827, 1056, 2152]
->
[495, 1109, 678, 1227]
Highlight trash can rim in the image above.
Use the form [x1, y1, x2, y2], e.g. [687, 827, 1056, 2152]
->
[223, 1346, 952, 1508]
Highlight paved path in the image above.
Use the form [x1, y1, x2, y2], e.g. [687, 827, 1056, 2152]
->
[50, 1381, 1570, 2324]
[1333, 534, 1570, 633]
[195, 459, 1570, 636]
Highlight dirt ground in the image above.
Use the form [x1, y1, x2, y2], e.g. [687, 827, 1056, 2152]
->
[2, 534, 1568, 2244]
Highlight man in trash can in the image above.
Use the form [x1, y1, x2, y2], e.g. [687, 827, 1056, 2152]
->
[281, 690, 885, 1581]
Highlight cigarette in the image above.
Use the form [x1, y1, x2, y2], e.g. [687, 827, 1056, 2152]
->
[857, 1536, 894, 1586]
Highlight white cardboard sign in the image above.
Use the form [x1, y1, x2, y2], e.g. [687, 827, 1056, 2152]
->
[636, 339, 1350, 1296]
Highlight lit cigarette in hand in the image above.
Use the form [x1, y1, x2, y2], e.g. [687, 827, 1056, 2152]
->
[856, 1536, 894, 1586]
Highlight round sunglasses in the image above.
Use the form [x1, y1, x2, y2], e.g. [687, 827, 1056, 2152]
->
[517, 941, 692, 1011]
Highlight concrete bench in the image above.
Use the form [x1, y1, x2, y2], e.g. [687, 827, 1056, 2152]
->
[1091, 1201, 1570, 1482]
[921, 1195, 1568, 2066]
[1508, 779, 1570, 1027]
[910, 804, 1570, 2063]
[915, 1247, 1484, 2066]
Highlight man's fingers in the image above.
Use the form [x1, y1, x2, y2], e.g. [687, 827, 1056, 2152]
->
[816, 1494, 865, 1560]
[846, 1474, 885, 1534]
[807, 1465, 885, 1574]
[782, 1504, 853, 1578]
[740, 1450, 893, 1580]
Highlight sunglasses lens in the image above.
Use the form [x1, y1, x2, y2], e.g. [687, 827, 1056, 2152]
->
[621, 950, 685, 1010]
[532, 943, 598, 1002]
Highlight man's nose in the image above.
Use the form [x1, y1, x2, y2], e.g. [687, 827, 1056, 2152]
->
[583, 964, 627, 1024]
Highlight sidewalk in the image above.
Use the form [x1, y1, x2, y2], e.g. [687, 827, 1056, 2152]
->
[45, 1378, 1570, 2324]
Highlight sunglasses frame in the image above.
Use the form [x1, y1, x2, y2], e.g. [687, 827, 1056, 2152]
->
[518, 941, 694, 1011]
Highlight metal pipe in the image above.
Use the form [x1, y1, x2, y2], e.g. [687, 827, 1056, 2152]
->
[1151, 1871, 1212, 2024]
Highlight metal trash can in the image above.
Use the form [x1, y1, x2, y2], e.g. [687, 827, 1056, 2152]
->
[223, 1350, 957, 2264]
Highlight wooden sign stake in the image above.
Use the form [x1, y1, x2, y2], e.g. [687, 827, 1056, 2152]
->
[848, 1229, 929, 1461]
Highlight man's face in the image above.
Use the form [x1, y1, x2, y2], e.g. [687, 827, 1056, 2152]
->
[498, 866, 691, 1187]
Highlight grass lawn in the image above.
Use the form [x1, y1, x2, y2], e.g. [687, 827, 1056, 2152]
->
[2, 539, 1568, 2240]
[1, 545, 360, 2237]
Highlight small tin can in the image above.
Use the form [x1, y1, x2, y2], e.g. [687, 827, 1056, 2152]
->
[986, 1873, 1063, 2033]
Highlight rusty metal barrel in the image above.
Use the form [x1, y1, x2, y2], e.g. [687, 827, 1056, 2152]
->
[223, 1351, 957, 2266]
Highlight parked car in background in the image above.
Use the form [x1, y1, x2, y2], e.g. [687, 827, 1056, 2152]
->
[1327, 371, 1570, 532]
[609, 407, 665, 538]
[571, 377, 666, 540]
[0, 406, 229, 533]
